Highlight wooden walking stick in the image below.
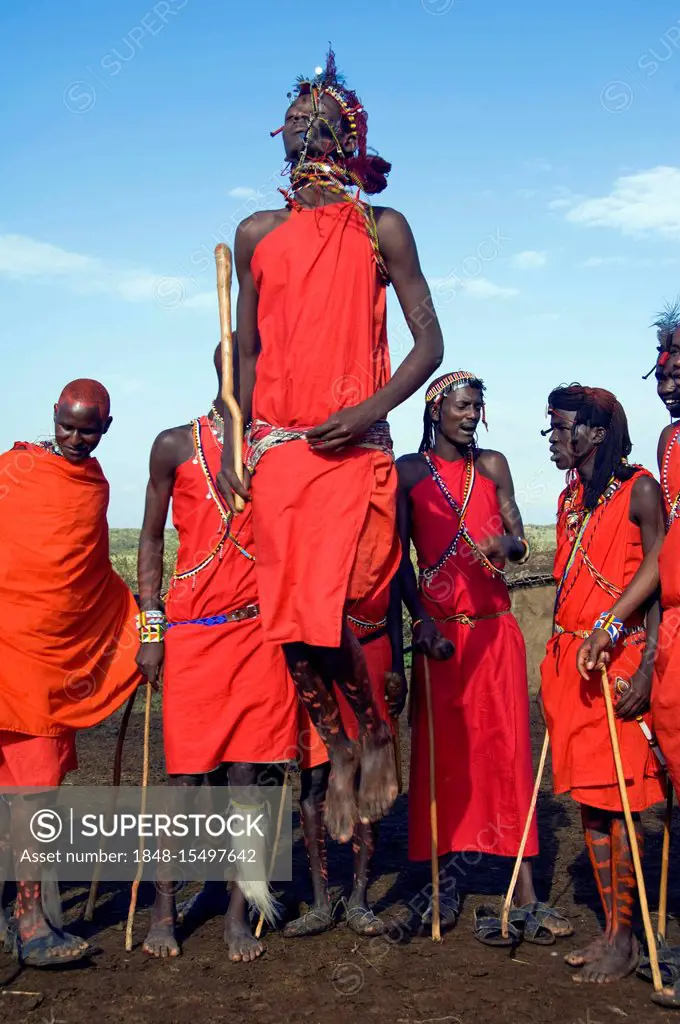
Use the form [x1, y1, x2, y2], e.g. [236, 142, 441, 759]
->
[84, 689, 138, 921]
[254, 766, 289, 940]
[423, 656, 442, 942]
[215, 243, 244, 514]
[125, 683, 152, 951]
[659, 782, 673, 941]
[501, 729, 550, 939]
[600, 666, 662, 992]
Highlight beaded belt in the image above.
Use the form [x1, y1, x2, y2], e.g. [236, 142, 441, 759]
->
[434, 610, 510, 629]
[347, 614, 388, 646]
[244, 419, 394, 474]
[552, 622, 645, 644]
[167, 602, 259, 629]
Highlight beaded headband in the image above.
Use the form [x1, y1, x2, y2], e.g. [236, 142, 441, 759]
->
[426, 371, 487, 427]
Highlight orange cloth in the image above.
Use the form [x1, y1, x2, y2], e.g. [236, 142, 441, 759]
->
[250, 203, 400, 647]
[653, 424, 680, 793]
[298, 590, 394, 771]
[163, 419, 297, 775]
[0, 731, 77, 787]
[407, 456, 538, 861]
[0, 443, 141, 738]
[541, 473, 664, 812]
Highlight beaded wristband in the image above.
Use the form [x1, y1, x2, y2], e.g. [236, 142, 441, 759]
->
[515, 537, 531, 565]
[139, 623, 165, 644]
[136, 610, 166, 629]
[593, 612, 624, 646]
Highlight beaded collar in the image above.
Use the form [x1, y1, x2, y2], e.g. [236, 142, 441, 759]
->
[661, 423, 680, 528]
[37, 439, 64, 458]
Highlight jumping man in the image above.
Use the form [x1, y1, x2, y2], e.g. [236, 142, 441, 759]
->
[217, 47, 443, 843]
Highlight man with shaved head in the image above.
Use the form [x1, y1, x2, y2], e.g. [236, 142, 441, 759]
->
[136, 344, 296, 963]
[0, 379, 141, 967]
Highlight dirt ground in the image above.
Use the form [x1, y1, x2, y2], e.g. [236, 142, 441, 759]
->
[2, 585, 680, 1024]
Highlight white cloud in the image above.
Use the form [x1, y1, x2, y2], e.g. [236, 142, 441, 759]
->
[228, 186, 257, 199]
[430, 276, 518, 300]
[563, 166, 680, 238]
[524, 159, 553, 173]
[511, 250, 548, 270]
[0, 234, 207, 310]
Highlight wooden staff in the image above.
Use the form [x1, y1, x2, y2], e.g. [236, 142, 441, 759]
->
[423, 657, 441, 942]
[84, 689, 138, 921]
[215, 243, 244, 514]
[600, 666, 662, 992]
[501, 729, 550, 938]
[125, 683, 152, 951]
[659, 783, 673, 941]
[254, 767, 289, 940]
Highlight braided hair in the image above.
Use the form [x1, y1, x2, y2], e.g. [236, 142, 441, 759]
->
[419, 372, 486, 453]
[547, 383, 637, 509]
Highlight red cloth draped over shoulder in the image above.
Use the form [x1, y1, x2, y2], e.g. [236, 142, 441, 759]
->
[541, 472, 664, 812]
[298, 589, 394, 771]
[163, 419, 297, 775]
[249, 203, 399, 647]
[0, 443, 141, 739]
[653, 424, 680, 793]
[407, 453, 537, 861]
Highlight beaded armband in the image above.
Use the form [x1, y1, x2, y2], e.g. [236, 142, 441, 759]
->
[593, 612, 624, 646]
[136, 611, 166, 644]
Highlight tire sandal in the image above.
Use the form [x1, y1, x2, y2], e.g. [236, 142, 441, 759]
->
[420, 890, 461, 934]
[509, 906, 555, 946]
[282, 906, 334, 938]
[637, 937, 680, 987]
[513, 902, 571, 940]
[344, 902, 387, 937]
[4, 919, 90, 968]
[473, 905, 522, 947]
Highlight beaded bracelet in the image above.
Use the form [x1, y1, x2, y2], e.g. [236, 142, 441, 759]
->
[139, 622, 165, 644]
[136, 610, 166, 628]
[593, 612, 624, 646]
[516, 537, 531, 565]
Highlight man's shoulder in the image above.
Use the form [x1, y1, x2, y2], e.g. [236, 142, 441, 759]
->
[151, 424, 193, 469]
[396, 451, 429, 490]
[235, 209, 288, 251]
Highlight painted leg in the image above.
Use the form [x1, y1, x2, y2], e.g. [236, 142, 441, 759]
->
[578, 815, 640, 984]
[322, 626, 398, 826]
[284, 765, 334, 937]
[566, 807, 612, 968]
[284, 642, 359, 844]
[143, 773, 202, 958]
[346, 822, 386, 936]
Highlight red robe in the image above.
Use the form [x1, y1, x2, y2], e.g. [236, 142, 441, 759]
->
[298, 590, 394, 771]
[163, 418, 297, 774]
[408, 454, 537, 861]
[249, 202, 400, 648]
[652, 424, 680, 793]
[541, 473, 664, 812]
[0, 442, 141, 787]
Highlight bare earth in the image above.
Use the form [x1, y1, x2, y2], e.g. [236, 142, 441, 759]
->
[2, 579, 679, 1024]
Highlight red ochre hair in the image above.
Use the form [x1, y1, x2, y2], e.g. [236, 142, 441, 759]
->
[56, 379, 111, 419]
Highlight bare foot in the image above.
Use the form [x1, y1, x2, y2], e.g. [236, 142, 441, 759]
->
[225, 915, 264, 963]
[573, 934, 638, 984]
[324, 742, 359, 843]
[357, 723, 398, 825]
[565, 933, 607, 967]
[143, 896, 180, 958]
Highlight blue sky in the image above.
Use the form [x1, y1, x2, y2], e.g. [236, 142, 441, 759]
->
[1, 0, 680, 525]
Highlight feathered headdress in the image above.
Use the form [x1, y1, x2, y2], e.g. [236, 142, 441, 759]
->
[643, 299, 680, 378]
[285, 44, 391, 195]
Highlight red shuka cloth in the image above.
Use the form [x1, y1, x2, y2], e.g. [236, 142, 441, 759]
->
[541, 473, 664, 812]
[163, 419, 297, 775]
[249, 203, 400, 647]
[0, 731, 77, 787]
[297, 589, 394, 771]
[653, 425, 680, 793]
[407, 455, 538, 861]
[0, 443, 141, 741]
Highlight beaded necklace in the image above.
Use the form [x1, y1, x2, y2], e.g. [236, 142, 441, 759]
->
[661, 423, 680, 528]
[208, 404, 225, 445]
[281, 159, 388, 282]
[420, 450, 505, 584]
[170, 419, 254, 590]
[37, 438, 64, 458]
